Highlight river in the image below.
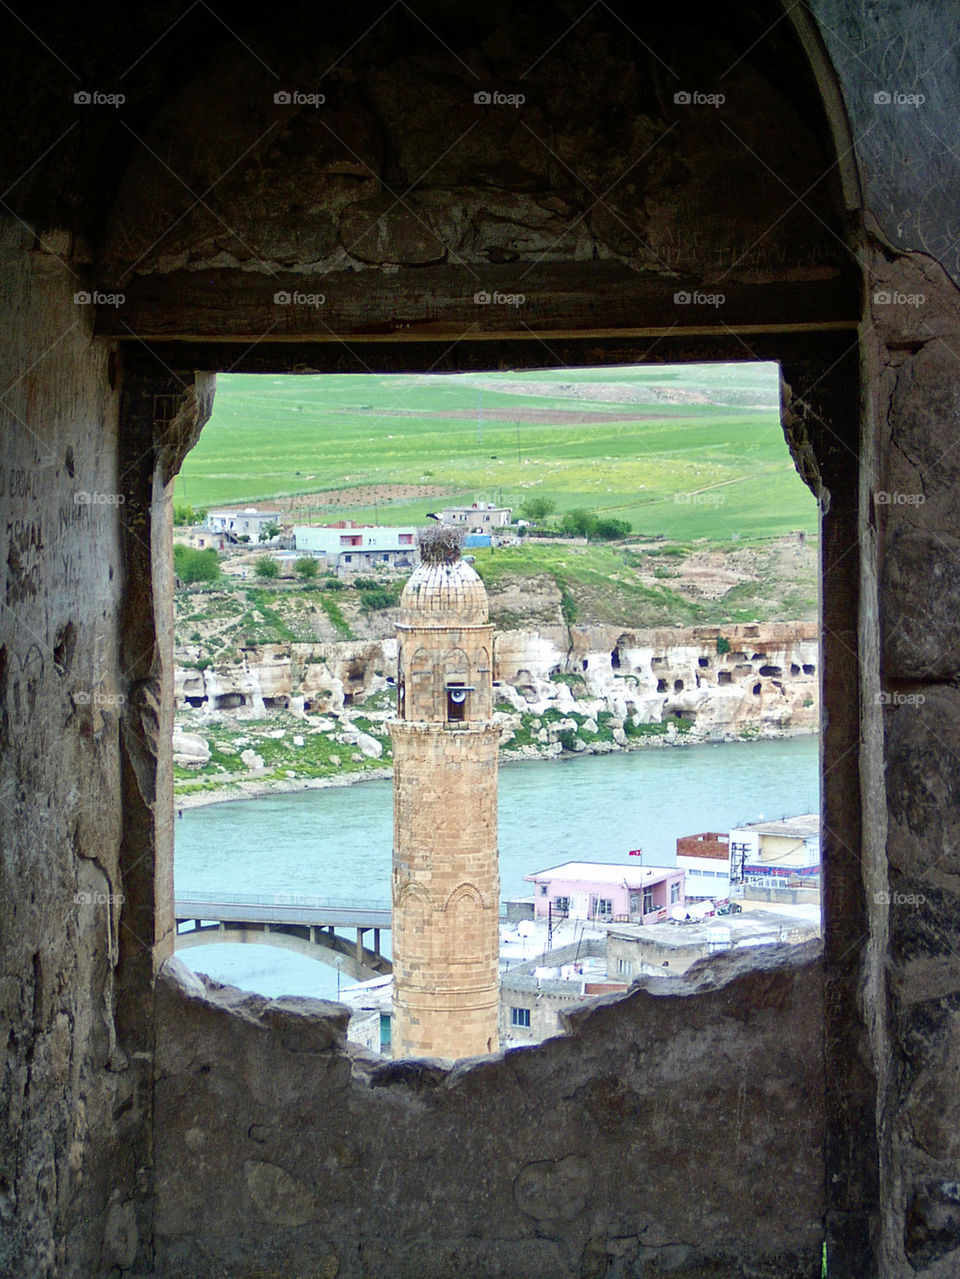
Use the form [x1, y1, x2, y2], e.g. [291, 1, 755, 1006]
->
[174, 735, 818, 1001]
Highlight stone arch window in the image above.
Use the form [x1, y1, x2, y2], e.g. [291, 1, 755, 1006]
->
[34, 2, 880, 1264]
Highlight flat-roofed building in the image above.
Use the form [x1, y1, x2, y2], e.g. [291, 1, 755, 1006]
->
[524, 861, 685, 925]
[729, 814, 820, 888]
[293, 521, 418, 575]
[676, 831, 731, 899]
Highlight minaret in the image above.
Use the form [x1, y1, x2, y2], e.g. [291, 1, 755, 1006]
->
[389, 527, 500, 1059]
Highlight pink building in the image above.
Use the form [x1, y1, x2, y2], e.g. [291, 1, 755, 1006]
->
[524, 861, 685, 925]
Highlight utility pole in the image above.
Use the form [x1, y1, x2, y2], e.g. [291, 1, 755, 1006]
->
[547, 900, 553, 952]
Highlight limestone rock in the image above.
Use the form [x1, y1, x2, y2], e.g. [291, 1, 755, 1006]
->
[171, 730, 210, 766]
[355, 732, 383, 759]
[240, 749, 265, 771]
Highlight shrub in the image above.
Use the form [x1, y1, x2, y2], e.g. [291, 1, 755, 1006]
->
[717, 635, 731, 655]
[254, 555, 279, 579]
[173, 544, 221, 583]
[295, 556, 319, 579]
[359, 586, 398, 611]
[593, 516, 632, 540]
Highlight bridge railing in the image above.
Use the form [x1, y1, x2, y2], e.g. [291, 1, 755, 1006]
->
[175, 889, 511, 925]
[175, 888, 391, 913]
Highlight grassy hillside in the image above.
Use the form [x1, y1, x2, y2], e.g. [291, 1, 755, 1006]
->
[174, 363, 817, 542]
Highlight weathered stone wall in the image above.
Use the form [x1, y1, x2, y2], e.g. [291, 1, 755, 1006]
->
[865, 246, 960, 1277]
[4, 1, 960, 1275]
[0, 223, 127, 1276]
[153, 943, 824, 1279]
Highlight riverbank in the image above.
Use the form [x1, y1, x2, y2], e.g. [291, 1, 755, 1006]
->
[174, 724, 816, 809]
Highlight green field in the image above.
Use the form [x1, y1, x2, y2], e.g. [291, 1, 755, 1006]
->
[174, 363, 816, 540]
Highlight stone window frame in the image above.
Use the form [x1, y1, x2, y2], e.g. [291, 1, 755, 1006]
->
[119, 325, 868, 1264]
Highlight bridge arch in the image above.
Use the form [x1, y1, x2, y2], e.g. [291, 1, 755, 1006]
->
[174, 925, 388, 983]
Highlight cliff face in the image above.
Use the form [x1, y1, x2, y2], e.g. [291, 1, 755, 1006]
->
[495, 621, 819, 738]
[175, 621, 818, 741]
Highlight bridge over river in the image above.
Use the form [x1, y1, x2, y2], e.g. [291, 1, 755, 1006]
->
[175, 890, 393, 981]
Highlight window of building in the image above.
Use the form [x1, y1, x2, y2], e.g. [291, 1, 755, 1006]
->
[554, 896, 570, 914]
[446, 682, 467, 722]
[510, 1007, 531, 1028]
[643, 888, 653, 914]
[617, 958, 632, 976]
[539, 884, 548, 896]
[671, 882, 681, 903]
[399, 534, 413, 545]
[597, 897, 613, 919]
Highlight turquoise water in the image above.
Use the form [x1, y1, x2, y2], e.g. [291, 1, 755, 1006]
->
[175, 735, 818, 999]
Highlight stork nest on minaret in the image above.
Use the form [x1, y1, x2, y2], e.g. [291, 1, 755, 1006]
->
[418, 524, 465, 565]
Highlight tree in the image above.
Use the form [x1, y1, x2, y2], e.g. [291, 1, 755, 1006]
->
[559, 509, 630, 541]
[254, 555, 279, 579]
[295, 556, 319, 579]
[520, 496, 556, 524]
[259, 521, 282, 543]
[173, 544, 220, 583]
[593, 516, 632, 540]
[559, 508, 597, 539]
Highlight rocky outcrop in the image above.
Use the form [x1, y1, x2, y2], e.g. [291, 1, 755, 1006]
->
[176, 639, 398, 717]
[176, 623, 817, 744]
[496, 621, 819, 739]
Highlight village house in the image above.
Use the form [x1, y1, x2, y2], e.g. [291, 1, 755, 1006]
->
[436, 502, 512, 532]
[676, 831, 732, 899]
[204, 507, 283, 542]
[499, 939, 625, 1046]
[292, 521, 419, 575]
[606, 909, 821, 982]
[728, 814, 821, 889]
[524, 861, 685, 925]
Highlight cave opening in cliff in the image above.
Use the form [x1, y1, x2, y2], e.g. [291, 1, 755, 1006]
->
[166, 356, 822, 1059]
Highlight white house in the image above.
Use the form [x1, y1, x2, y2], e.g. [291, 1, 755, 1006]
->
[436, 503, 511, 532]
[205, 507, 283, 541]
[675, 831, 731, 899]
[292, 522, 418, 575]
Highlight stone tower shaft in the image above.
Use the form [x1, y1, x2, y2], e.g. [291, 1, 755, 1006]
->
[389, 558, 500, 1060]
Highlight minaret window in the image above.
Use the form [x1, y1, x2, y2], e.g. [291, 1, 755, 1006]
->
[446, 681, 468, 722]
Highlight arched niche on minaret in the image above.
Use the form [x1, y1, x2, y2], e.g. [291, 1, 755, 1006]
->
[407, 646, 432, 720]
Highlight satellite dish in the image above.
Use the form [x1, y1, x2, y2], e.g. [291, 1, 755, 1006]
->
[517, 920, 537, 937]
[449, 688, 467, 704]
